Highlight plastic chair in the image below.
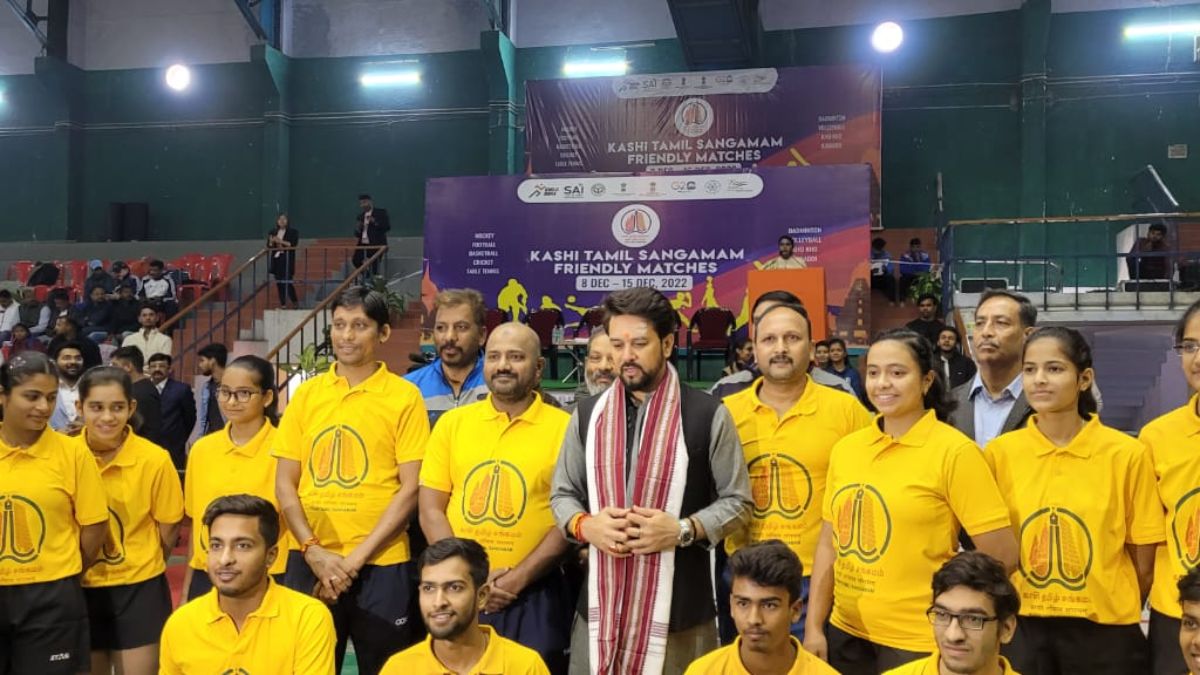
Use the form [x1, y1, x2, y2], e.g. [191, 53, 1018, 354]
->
[8, 261, 33, 284]
[687, 307, 736, 381]
[572, 307, 605, 338]
[526, 308, 564, 379]
[483, 308, 508, 335]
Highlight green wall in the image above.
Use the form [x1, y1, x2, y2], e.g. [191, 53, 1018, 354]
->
[0, 3, 1196, 262]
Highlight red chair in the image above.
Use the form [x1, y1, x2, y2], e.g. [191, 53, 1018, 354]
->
[65, 260, 90, 301]
[526, 308, 564, 379]
[572, 307, 605, 338]
[8, 261, 33, 284]
[687, 307, 736, 381]
[128, 258, 150, 279]
[207, 253, 235, 300]
[483, 308, 508, 335]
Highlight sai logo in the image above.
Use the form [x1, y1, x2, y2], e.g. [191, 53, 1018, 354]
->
[673, 97, 714, 138]
[461, 461, 528, 527]
[0, 494, 46, 563]
[610, 204, 661, 249]
[829, 484, 891, 563]
[98, 507, 126, 566]
[1172, 487, 1200, 569]
[747, 455, 812, 520]
[309, 425, 370, 489]
[1019, 506, 1094, 591]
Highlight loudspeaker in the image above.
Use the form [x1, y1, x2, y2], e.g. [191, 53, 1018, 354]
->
[959, 278, 1009, 293]
[123, 203, 149, 241]
[106, 203, 125, 241]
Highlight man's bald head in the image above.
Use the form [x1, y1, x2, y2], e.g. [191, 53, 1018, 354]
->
[484, 322, 543, 403]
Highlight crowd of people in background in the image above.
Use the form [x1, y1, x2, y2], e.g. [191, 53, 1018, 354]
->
[7, 281, 1200, 675]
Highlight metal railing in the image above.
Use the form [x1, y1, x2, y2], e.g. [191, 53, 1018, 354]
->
[939, 211, 1200, 312]
[164, 243, 386, 379]
[264, 246, 388, 396]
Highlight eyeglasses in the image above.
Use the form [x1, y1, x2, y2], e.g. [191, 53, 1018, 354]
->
[216, 388, 262, 403]
[1174, 342, 1200, 356]
[926, 608, 999, 631]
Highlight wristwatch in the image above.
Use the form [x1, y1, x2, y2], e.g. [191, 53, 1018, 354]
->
[677, 518, 695, 548]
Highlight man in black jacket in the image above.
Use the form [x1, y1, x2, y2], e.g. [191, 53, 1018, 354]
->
[146, 352, 197, 471]
[353, 193, 389, 278]
[110, 346, 163, 448]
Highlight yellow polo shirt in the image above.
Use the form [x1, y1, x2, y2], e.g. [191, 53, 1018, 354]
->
[1141, 396, 1200, 618]
[0, 427, 108, 585]
[186, 421, 290, 575]
[822, 410, 1010, 652]
[273, 363, 430, 565]
[160, 580, 336, 675]
[985, 416, 1164, 624]
[884, 653, 1020, 674]
[379, 624, 548, 675]
[419, 394, 569, 570]
[79, 430, 183, 587]
[722, 376, 871, 571]
[684, 636, 838, 674]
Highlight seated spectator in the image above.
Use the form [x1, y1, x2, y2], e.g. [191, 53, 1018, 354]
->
[48, 287, 75, 321]
[47, 315, 103, 369]
[722, 336, 754, 377]
[0, 289, 19, 342]
[109, 283, 141, 339]
[111, 260, 141, 296]
[80, 285, 114, 343]
[83, 259, 114, 298]
[871, 237, 898, 302]
[904, 293, 945, 346]
[1129, 223, 1171, 280]
[140, 259, 178, 319]
[25, 259, 59, 287]
[121, 301, 173, 359]
[4, 323, 45, 360]
[898, 237, 933, 299]
[18, 295, 51, 341]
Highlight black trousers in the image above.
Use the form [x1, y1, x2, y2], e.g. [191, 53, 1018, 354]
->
[1149, 609, 1188, 675]
[827, 622, 929, 675]
[1003, 615, 1148, 675]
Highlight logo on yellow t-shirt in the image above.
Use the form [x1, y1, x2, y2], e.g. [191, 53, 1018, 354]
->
[462, 461, 528, 527]
[1172, 487, 1200, 569]
[220, 669, 250, 675]
[98, 507, 126, 565]
[309, 425, 370, 489]
[0, 494, 46, 563]
[830, 484, 892, 563]
[1020, 507, 1094, 591]
[748, 454, 812, 520]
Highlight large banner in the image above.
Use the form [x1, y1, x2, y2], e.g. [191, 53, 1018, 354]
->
[525, 66, 881, 181]
[423, 165, 873, 346]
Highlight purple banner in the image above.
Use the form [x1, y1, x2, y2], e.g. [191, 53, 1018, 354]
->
[422, 166, 874, 345]
[525, 66, 880, 181]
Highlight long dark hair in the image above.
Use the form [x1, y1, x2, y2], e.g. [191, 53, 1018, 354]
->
[0, 352, 58, 393]
[867, 328, 955, 421]
[225, 355, 279, 425]
[1023, 327, 1097, 418]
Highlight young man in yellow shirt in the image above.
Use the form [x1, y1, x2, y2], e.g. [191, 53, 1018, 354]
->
[274, 288, 431, 675]
[884, 552, 1020, 675]
[380, 537, 548, 675]
[1178, 567, 1200, 674]
[418, 323, 572, 671]
[160, 494, 336, 674]
[686, 540, 835, 674]
[720, 301, 871, 642]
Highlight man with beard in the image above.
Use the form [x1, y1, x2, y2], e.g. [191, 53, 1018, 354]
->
[883, 552, 1020, 675]
[379, 537, 549, 674]
[717, 302, 870, 643]
[121, 302, 173, 359]
[47, 315, 102, 369]
[159, 494, 336, 673]
[147, 352, 197, 471]
[418, 322, 572, 671]
[49, 341, 86, 433]
[196, 343, 227, 436]
[406, 289, 489, 427]
[577, 327, 616, 398]
[905, 294, 946, 346]
[551, 287, 752, 674]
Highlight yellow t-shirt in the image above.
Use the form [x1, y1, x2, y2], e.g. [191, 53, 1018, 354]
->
[185, 421, 291, 575]
[273, 363, 430, 565]
[722, 376, 871, 572]
[379, 624, 549, 675]
[0, 427, 109, 585]
[419, 394, 569, 570]
[884, 653, 1020, 674]
[160, 580, 336, 675]
[684, 636, 838, 674]
[79, 430, 183, 587]
[985, 416, 1164, 624]
[822, 410, 1011, 652]
[1140, 396, 1200, 618]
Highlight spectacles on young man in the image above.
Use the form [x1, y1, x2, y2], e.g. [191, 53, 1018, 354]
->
[926, 608, 999, 631]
